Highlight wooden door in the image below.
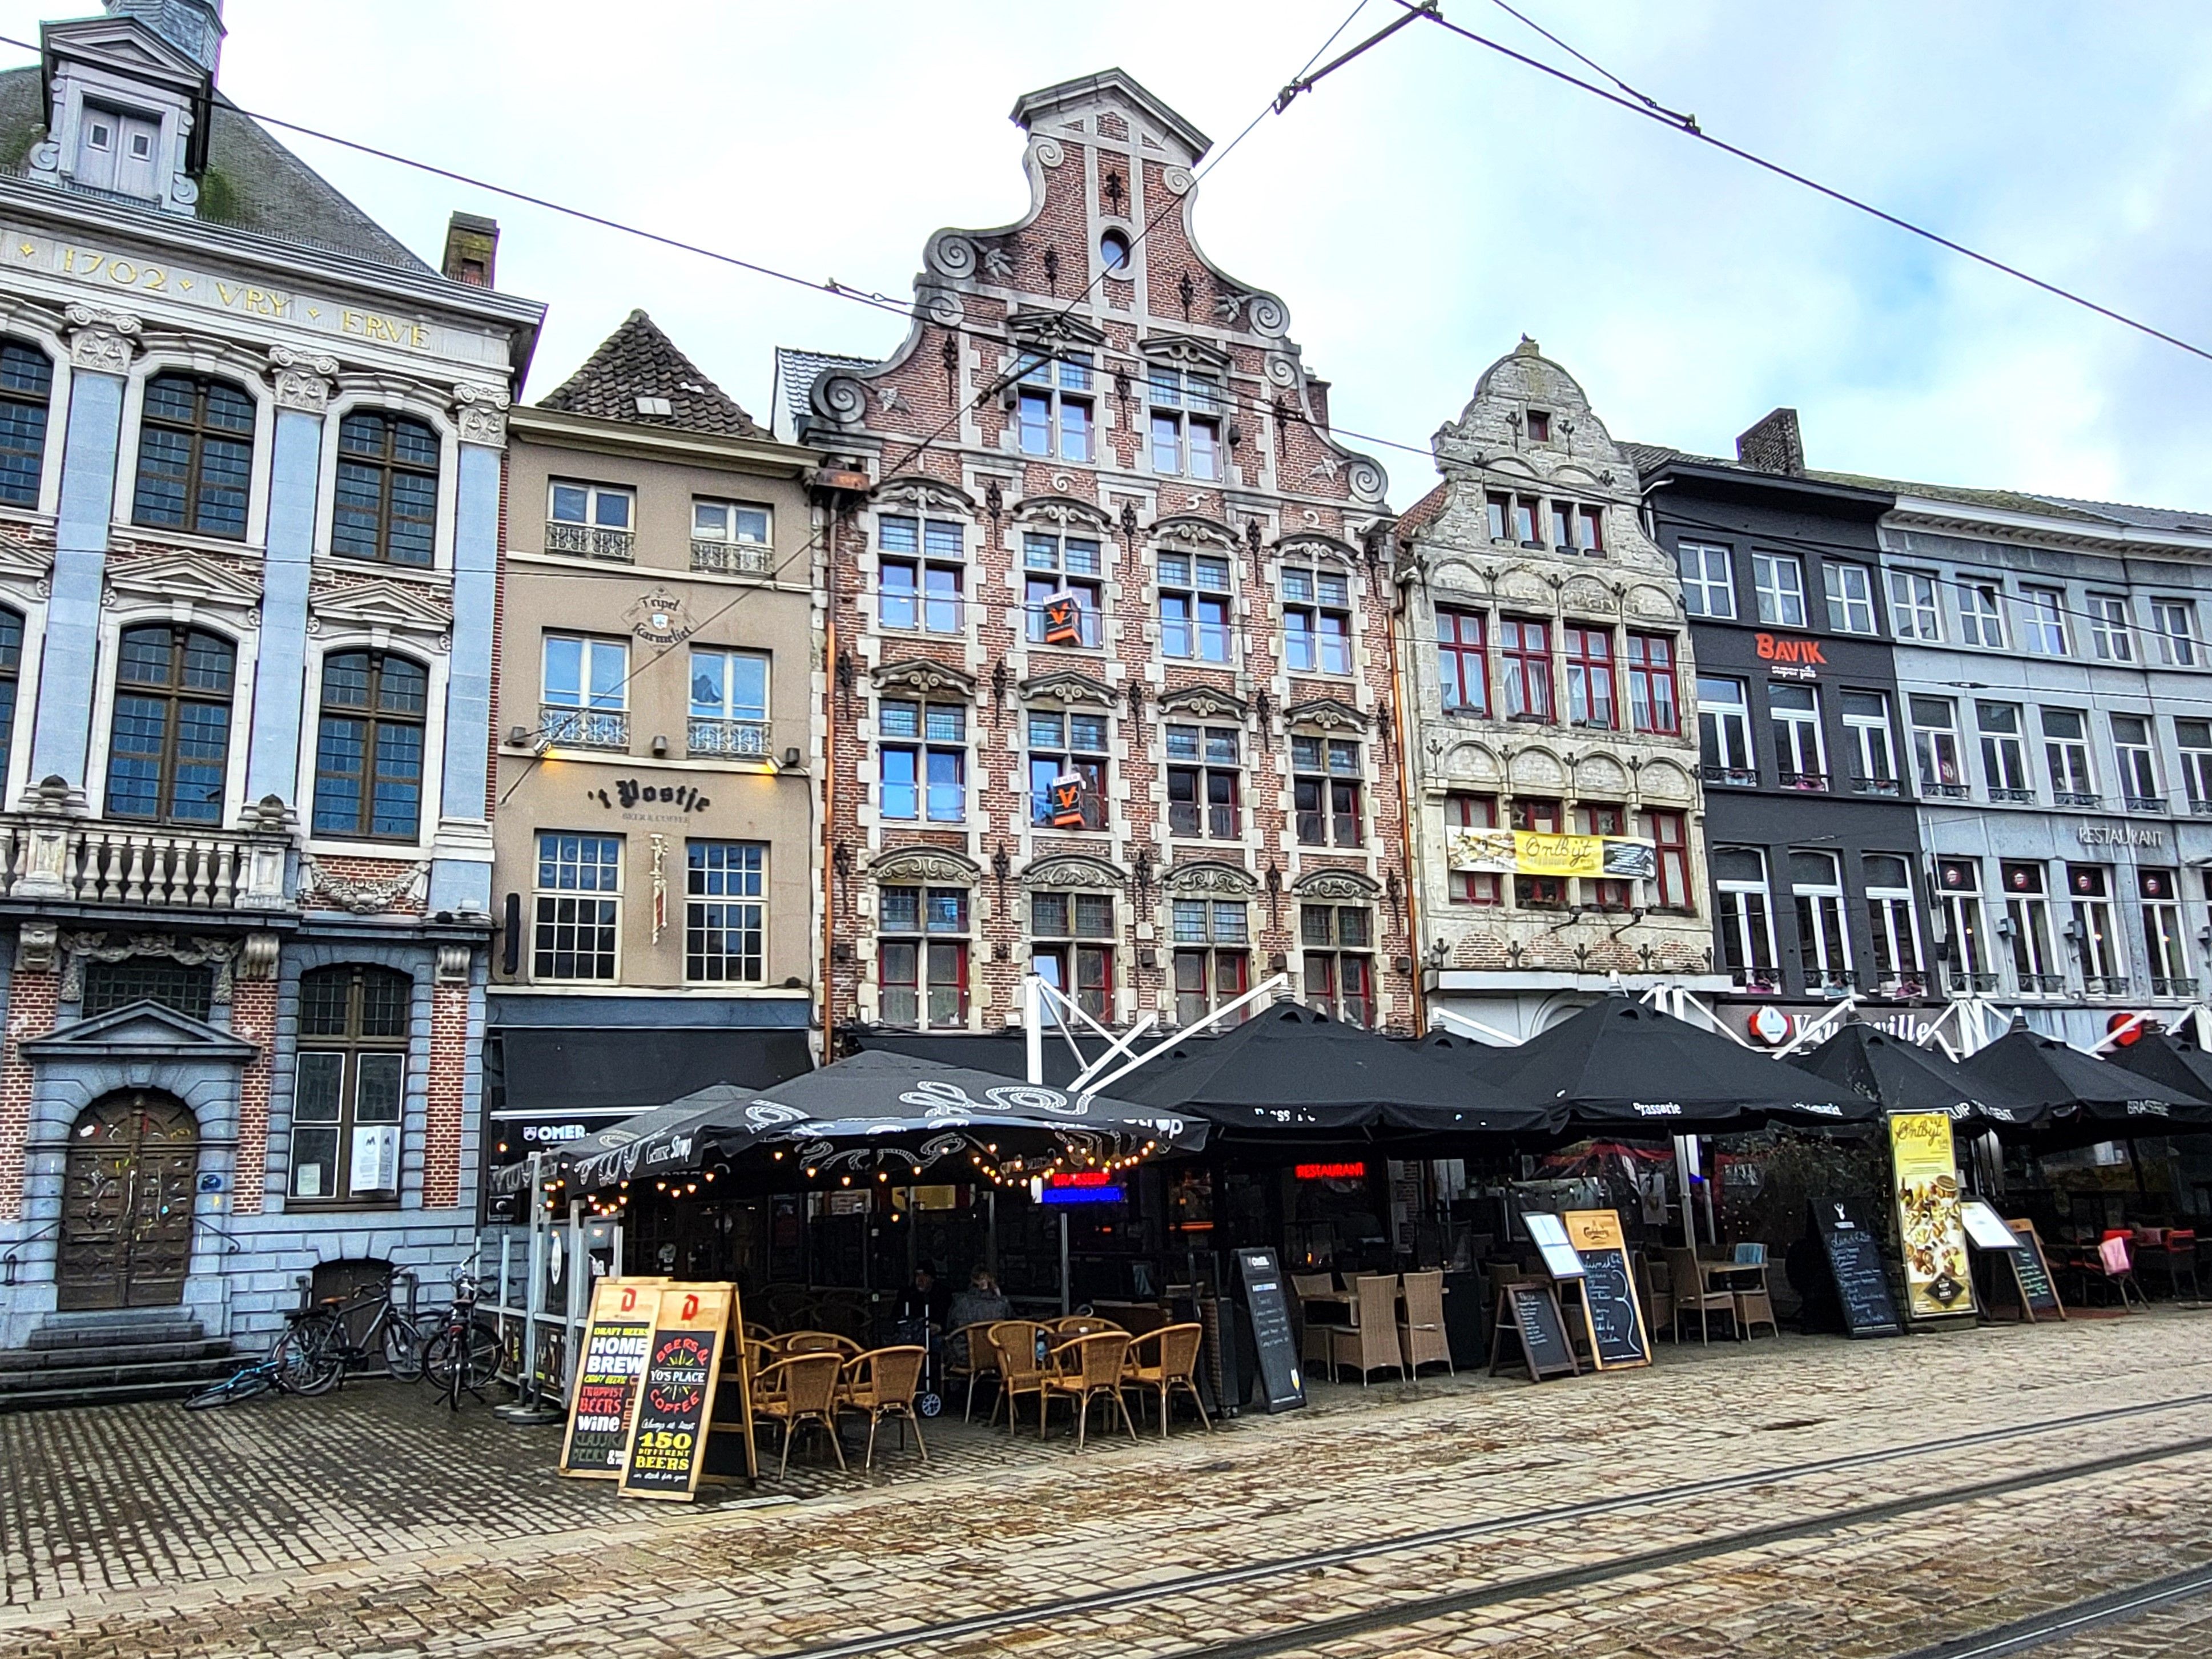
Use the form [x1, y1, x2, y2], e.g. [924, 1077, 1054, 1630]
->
[57, 1092, 199, 1311]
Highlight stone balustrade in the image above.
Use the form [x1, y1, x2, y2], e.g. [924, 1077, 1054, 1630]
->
[0, 816, 294, 911]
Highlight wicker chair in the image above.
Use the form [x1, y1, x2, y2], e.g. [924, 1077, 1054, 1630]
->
[1664, 1248, 1737, 1344]
[751, 1351, 846, 1480]
[779, 1330, 862, 1360]
[838, 1346, 930, 1470]
[1042, 1331, 1137, 1448]
[1293, 1272, 1347, 1372]
[1122, 1322, 1211, 1438]
[1052, 1315, 1123, 1337]
[945, 1320, 1001, 1422]
[1397, 1270, 1453, 1377]
[1328, 1274, 1406, 1386]
[986, 1320, 1052, 1433]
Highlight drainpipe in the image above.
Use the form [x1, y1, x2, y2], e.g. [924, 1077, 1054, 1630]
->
[1382, 528, 1426, 1036]
[819, 499, 839, 1057]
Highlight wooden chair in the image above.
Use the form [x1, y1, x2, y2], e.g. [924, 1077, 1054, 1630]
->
[1664, 1248, 1738, 1344]
[1328, 1274, 1406, 1386]
[985, 1320, 1052, 1433]
[1396, 1269, 1453, 1377]
[1122, 1322, 1212, 1438]
[751, 1351, 846, 1480]
[1638, 1251, 1675, 1340]
[945, 1320, 1000, 1422]
[838, 1346, 930, 1470]
[1042, 1331, 1137, 1448]
[1727, 1243, 1779, 1339]
[1293, 1272, 1348, 1373]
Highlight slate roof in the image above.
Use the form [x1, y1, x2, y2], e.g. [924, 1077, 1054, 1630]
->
[772, 345, 875, 441]
[0, 66, 428, 271]
[537, 311, 767, 439]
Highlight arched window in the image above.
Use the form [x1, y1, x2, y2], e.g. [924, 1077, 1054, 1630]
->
[313, 651, 428, 839]
[132, 373, 254, 538]
[332, 411, 439, 566]
[291, 964, 411, 1205]
[0, 340, 53, 506]
[107, 624, 233, 824]
[0, 606, 21, 783]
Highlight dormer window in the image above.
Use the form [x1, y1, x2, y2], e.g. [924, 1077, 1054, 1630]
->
[77, 102, 161, 200]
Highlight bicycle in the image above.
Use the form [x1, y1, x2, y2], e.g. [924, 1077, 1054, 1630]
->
[316, 1270, 433, 1385]
[421, 1267, 501, 1411]
[182, 1303, 344, 1409]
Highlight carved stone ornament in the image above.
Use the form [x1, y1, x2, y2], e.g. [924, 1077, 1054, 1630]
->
[874, 477, 974, 514]
[436, 944, 473, 983]
[236, 932, 280, 982]
[1014, 494, 1112, 532]
[1019, 670, 1113, 710]
[868, 847, 980, 886]
[61, 932, 239, 1005]
[1294, 870, 1381, 901]
[924, 232, 980, 279]
[1164, 860, 1257, 897]
[1277, 532, 1360, 568]
[1157, 683, 1246, 722]
[105, 550, 264, 612]
[15, 920, 58, 974]
[1152, 514, 1237, 551]
[308, 575, 455, 637]
[813, 371, 869, 426]
[1284, 697, 1368, 734]
[267, 345, 339, 413]
[299, 859, 430, 916]
[1007, 309, 1107, 352]
[873, 658, 976, 698]
[1033, 136, 1065, 168]
[1136, 332, 1232, 371]
[450, 382, 512, 446]
[1022, 855, 1124, 891]
[63, 304, 140, 373]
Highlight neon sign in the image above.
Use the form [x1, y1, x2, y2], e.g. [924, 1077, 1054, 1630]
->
[1294, 1161, 1368, 1181]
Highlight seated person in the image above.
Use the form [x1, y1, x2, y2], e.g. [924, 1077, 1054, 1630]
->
[944, 1267, 1012, 1364]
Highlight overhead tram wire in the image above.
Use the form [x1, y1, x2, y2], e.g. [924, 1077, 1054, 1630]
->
[1390, 1, 2212, 367]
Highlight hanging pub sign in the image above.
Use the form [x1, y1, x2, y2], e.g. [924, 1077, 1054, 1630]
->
[559, 1277, 666, 1477]
[1047, 771, 1091, 829]
[1563, 1209, 1650, 1370]
[1448, 830, 1656, 880]
[1039, 590, 1085, 647]
[1888, 1112, 1977, 1321]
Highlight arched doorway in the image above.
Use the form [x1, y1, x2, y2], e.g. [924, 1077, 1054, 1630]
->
[57, 1090, 199, 1311]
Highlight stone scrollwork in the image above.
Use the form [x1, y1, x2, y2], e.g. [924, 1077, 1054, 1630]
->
[1033, 136, 1065, 168]
[926, 233, 980, 279]
[1157, 684, 1246, 722]
[1245, 292, 1289, 335]
[1020, 670, 1113, 710]
[869, 847, 980, 886]
[1164, 861, 1257, 897]
[920, 287, 966, 329]
[1346, 456, 1388, 504]
[1294, 870, 1381, 901]
[15, 920, 57, 974]
[1161, 164, 1192, 195]
[63, 304, 141, 374]
[436, 944, 473, 983]
[1022, 855, 1124, 892]
[61, 931, 240, 1005]
[267, 345, 340, 413]
[1284, 697, 1368, 734]
[299, 859, 430, 916]
[451, 382, 512, 446]
[236, 932, 280, 982]
[873, 658, 975, 698]
[813, 372, 870, 426]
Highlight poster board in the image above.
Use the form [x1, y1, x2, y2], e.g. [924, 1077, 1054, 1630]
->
[2007, 1219, 2066, 1322]
[616, 1283, 757, 1500]
[1813, 1197, 1903, 1337]
[558, 1277, 666, 1477]
[1234, 1248, 1306, 1414]
[1888, 1112, 1977, 1321]
[1489, 1282, 1578, 1382]
[1562, 1209, 1650, 1370]
[1523, 1212, 1587, 1281]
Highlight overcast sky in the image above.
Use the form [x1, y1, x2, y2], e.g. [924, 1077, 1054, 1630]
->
[15, 1, 2212, 509]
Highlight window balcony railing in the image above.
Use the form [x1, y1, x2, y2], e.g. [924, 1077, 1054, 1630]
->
[1702, 764, 1759, 788]
[1803, 968, 1857, 997]
[2151, 976, 2198, 1000]
[1949, 971, 2002, 993]
[2082, 975, 2133, 998]
[2054, 791, 2103, 810]
[2016, 973, 2069, 996]
[1988, 787, 2037, 804]
[1167, 802, 1241, 840]
[1849, 774, 1903, 797]
[545, 520, 635, 562]
[1731, 968, 1781, 994]
[690, 537, 776, 577]
[1029, 791, 1108, 832]
[874, 589, 971, 635]
[2125, 796, 2169, 814]
[2189, 798, 2212, 817]
[1779, 770, 1831, 793]
[1920, 780, 1970, 799]
[1872, 975, 1928, 1000]
[0, 815, 294, 912]
[542, 704, 629, 750]
[1023, 602, 1107, 650]
[688, 718, 769, 758]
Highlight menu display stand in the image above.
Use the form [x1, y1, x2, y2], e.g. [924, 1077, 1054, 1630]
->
[1234, 1248, 1306, 1414]
[559, 1276, 667, 1477]
[615, 1283, 758, 1501]
[1489, 1281, 1579, 1382]
[1563, 1209, 1650, 1371]
[1812, 1198, 1903, 1337]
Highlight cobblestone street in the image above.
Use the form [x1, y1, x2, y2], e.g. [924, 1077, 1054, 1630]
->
[3, 1308, 2211, 1658]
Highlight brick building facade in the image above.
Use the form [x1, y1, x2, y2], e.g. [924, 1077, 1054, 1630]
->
[782, 70, 1413, 1038]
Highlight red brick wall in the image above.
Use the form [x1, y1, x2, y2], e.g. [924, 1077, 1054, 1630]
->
[302, 855, 427, 915]
[0, 968, 55, 1222]
[423, 979, 468, 1209]
[228, 977, 276, 1217]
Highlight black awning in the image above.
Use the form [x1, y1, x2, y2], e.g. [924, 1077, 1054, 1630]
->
[499, 1026, 814, 1116]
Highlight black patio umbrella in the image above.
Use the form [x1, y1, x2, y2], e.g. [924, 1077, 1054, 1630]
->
[1794, 1024, 2045, 1128]
[1474, 994, 1875, 1132]
[1960, 1024, 2209, 1139]
[557, 1048, 1206, 1191]
[1114, 1003, 1547, 1135]
[2106, 1028, 2212, 1107]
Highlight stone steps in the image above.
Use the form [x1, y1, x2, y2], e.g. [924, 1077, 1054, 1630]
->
[0, 1314, 238, 1411]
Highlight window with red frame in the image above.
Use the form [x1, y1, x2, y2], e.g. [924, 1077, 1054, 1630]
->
[879, 885, 968, 1028]
[1447, 793, 1501, 905]
[1627, 634, 1680, 735]
[1578, 803, 1631, 909]
[1301, 904, 1374, 1027]
[1499, 618, 1553, 720]
[1436, 607, 1488, 714]
[1511, 796, 1565, 908]
[1564, 626, 1615, 729]
[1644, 810, 1690, 911]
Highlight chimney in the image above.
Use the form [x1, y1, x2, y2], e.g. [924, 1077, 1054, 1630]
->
[104, 0, 224, 76]
[442, 213, 500, 288]
[1735, 408, 1805, 477]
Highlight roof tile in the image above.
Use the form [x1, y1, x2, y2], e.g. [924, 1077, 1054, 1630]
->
[538, 311, 766, 438]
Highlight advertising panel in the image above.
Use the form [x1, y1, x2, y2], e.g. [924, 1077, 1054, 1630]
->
[1888, 1112, 1976, 1320]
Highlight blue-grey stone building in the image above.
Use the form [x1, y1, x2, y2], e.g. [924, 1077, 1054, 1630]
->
[0, 1, 542, 1382]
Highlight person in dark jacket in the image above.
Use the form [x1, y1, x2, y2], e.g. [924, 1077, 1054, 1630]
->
[894, 1263, 952, 1330]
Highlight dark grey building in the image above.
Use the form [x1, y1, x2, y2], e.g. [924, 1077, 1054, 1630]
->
[1633, 413, 1923, 1045]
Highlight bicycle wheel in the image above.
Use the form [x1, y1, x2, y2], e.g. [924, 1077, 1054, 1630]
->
[183, 1368, 274, 1410]
[380, 1314, 427, 1383]
[289, 1315, 348, 1396]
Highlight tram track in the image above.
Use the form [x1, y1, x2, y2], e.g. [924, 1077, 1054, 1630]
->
[774, 1389, 2212, 1659]
[1892, 1562, 2212, 1658]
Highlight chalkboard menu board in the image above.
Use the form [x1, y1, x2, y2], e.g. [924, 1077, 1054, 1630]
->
[1234, 1248, 1306, 1414]
[618, 1286, 732, 1501]
[559, 1278, 661, 1477]
[2008, 1219, 2065, 1322]
[1489, 1282, 1578, 1382]
[1813, 1198, 1903, 1338]
[1563, 1210, 1649, 1371]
